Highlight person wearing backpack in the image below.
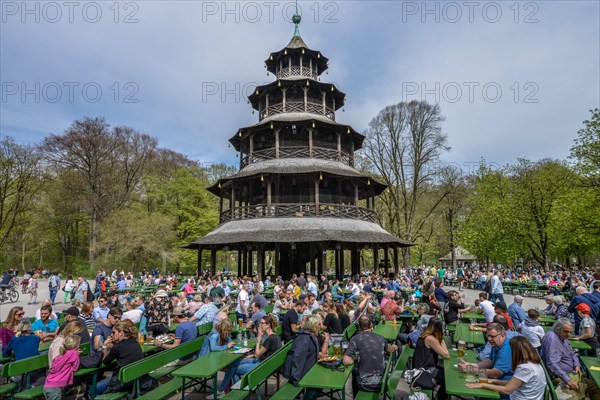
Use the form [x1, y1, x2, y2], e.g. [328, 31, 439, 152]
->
[48, 272, 60, 305]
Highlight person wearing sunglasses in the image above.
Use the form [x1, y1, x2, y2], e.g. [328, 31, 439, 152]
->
[0, 306, 24, 348]
[459, 323, 514, 398]
[222, 315, 282, 394]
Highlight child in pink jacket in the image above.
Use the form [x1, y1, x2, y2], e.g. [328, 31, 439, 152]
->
[43, 335, 81, 400]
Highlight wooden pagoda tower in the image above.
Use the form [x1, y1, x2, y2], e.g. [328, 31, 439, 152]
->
[185, 13, 413, 279]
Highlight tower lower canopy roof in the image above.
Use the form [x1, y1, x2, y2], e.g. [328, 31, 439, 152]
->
[207, 158, 386, 195]
[183, 217, 414, 249]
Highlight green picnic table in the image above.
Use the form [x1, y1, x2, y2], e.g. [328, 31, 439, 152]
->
[454, 323, 486, 345]
[537, 315, 556, 325]
[581, 356, 600, 387]
[298, 359, 353, 400]
[171, 339, 256, 400]
[373, 321, 402, 341]
[461, 311, 487, 322]
[443, 349, 500, 398]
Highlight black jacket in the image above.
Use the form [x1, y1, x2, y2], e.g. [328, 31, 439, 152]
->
[282, 329, 319, 386]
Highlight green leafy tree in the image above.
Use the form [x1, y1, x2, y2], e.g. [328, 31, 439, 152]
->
[0, 138, 43, 252]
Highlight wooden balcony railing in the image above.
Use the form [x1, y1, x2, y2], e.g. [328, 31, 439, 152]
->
[241, 146, 354, 168]
[220, 203, 376, 224]
[259, 101, 335, 121]
[277, 67, 318, 80]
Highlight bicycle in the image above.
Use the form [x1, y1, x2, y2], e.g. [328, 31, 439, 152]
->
[0, 284, 19, 304]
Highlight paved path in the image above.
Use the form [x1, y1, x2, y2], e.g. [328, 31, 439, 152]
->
[0, 278, 76, 320]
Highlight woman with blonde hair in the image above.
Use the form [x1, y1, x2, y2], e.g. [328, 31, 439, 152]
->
[48, 322, 83, 364]
[282, 315, 321, 386]
[96, 321, 143, 395]
[198, 319, 235, 358]
[0, 306, 24, 348]
[43, 335, 81, 400]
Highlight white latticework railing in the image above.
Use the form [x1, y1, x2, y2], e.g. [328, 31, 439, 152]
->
[277, 67, 317, 79]
[259, 102, 335, 121]
[241, 146, 353, 168]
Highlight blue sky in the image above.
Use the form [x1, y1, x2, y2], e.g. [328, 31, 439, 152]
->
[1, 1, 599, 173]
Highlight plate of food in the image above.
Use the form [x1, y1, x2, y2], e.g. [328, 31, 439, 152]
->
[318, 356, 339, 363]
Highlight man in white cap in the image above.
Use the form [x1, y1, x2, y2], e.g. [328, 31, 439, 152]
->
[508, 295, 527, 327]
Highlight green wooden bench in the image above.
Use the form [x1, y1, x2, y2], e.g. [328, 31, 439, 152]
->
[343, 322, 357, 341]
[269, 381, 304, 400]
[6, 342, 92, 400]
[222, 341, 292, 400]
[540, 356, 558, 400]
[263, 305, 274, 314]
[6, 354, 48, 400]
[197, 321, 213, 336]
[387, 346, 414, 400]
[95, 336, 205, 400]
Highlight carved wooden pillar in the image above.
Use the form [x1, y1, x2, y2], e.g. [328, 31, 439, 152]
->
[354, 183, 359, 218]
[237, 249, 242, 277]
[249, 134, 254, 163]
[393, 247, 399, 277]
[275, 244, 280, 277]
[372, 244, 378, 275]
[210, 247, 217, 276]
[248, 250, 253, 276]
[308, 127, 313, 157]
[265, 94, 269, 117]
[384, 246, 390, 277]
[257, 246, 265, 281]
[275, 129, 280, 158]
[310, 243, 316, 276]
[337, 133, 341, 161]
[317, 246, 324, 276]
[314, 180, 320, 216]
[304, 87, 308, 112]
[197, 248, 203, 277]
[282, 88, 288, 112]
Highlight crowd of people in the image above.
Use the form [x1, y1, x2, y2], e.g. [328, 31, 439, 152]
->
[0, 265, 599, 399]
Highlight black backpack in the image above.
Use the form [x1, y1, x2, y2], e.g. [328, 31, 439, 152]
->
[85, 281, 95, 301]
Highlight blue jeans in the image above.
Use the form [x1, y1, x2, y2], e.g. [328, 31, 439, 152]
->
[332, 294, 344, 302]
[234, 358, 260, 382]
[220, 357, 261, 390]
[49, 288, 58, 304]
[95, 377, 110, 395]
[491, 293, 505, 305]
